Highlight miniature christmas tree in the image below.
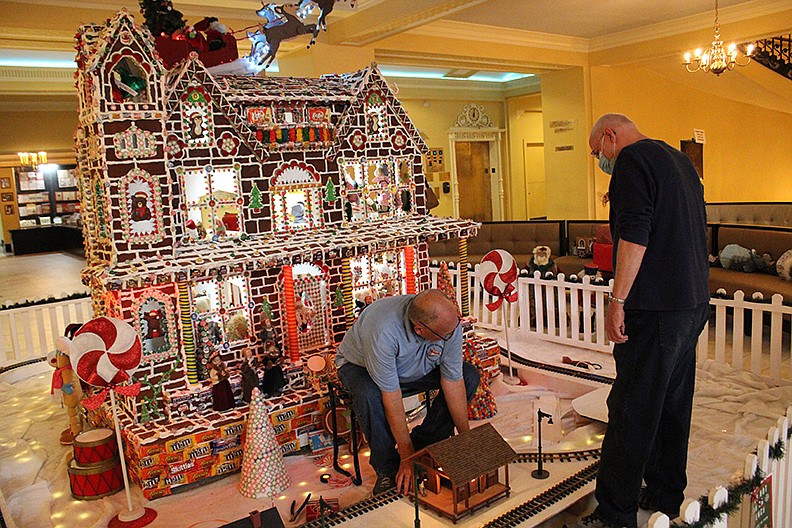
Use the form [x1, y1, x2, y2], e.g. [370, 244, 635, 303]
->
[250, 184, 264, 210]
[332, 286, 344, 308]
[139, 0, 186, 38]
[324, 179, 338, 202]
[239, 388, 291, 498]
[436, 261, 459, 313]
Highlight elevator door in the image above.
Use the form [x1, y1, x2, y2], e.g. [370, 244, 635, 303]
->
[455, 141, 492, 222]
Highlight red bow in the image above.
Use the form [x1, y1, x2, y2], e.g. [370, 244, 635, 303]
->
[51, 365, 70, 394]
[485, 284, 518, 311]
[82, 382, 141, 411]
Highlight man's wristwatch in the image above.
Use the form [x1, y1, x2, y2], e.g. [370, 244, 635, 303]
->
[608, 294, 626, 305]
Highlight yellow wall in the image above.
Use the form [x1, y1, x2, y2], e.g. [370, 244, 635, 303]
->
[506, 93, 543, 220]
[0, 107, 78, 154]
[590, 65, 792, 205]
[541, 67, 591, 220]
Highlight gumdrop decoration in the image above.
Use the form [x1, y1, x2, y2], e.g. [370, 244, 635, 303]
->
[239, 388, 290, 498]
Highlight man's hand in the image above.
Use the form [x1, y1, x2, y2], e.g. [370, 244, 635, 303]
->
[395, 445, 415, 494]
[606, 302, 628, 343]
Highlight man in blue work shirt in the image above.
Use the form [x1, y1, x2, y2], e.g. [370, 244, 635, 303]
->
[336, 289, 480, 495]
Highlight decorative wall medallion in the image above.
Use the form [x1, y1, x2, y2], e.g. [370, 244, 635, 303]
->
[218, 131, 240, 156]
[453, 103, 494, 128]
[350, 129, 366, 151]
[391, 130, 407, 150]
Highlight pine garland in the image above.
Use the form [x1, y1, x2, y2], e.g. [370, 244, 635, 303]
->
[677, 436, 787, 528]
[1, 292, 90, 311]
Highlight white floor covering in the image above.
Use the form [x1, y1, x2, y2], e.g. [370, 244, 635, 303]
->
[1, 330, 790, 528]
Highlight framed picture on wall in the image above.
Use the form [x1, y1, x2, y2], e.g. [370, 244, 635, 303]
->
[4, 204, 13, 215]
[1, 193, 13, 202]
[0, 177, 10, 189]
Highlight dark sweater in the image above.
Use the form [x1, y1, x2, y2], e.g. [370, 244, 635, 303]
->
[609, 139, 709, 310]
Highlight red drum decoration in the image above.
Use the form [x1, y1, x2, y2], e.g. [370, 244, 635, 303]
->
[73, 428, 117, 467]
[68, 457, 124, 500]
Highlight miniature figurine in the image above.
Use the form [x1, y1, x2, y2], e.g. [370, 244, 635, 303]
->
[207, 350, 235, 412]
[240, 347, 260, 403]
[260, 339, 286, 396]
[259, 312, 280, 350]
[130, 191, 152, 222]
[294, 291, 315, 333]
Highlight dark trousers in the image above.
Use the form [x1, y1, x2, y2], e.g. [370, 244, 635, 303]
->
[337, 362, 480, 477]
[594, 303, 710, 527]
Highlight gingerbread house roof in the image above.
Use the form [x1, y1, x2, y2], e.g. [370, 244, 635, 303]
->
[421, 423, 516, 486]
[216, 69, 369, 103]
[82, 216, 480, 290]
[76, 9, 165, 75]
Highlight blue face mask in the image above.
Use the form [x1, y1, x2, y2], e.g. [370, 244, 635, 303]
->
[597, 135, 616, 175]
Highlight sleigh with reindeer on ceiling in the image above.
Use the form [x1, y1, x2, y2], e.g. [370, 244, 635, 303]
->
[73, 8, 478, 499]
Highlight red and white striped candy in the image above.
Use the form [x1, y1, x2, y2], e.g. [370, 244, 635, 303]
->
[70, 317, 142, 387]
[480, 249, 518, 310]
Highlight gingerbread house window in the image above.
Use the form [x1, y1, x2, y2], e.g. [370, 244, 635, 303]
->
[191, 275, 252, 381]
[270, 160, 323, 233]
[351, 249, 411, 318]
[281, 263, 331, 356]
[365, 90, 387, 141]
[181, 86, 214, 148]
[340, 157, 414, 224]
[113, 124, 157, 159]
[120, 168, 164, 244]
[108, 56, 150, 104]
[180, 164, 243, 241]
[130, 286, 178, 364]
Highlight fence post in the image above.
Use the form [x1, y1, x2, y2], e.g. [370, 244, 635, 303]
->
[741, 454, 759, 528]
[708, 486, 729, 528]
[680, 497, 701, 524]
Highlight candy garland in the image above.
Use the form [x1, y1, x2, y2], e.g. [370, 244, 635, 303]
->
[459, 238, 469, 316]
[137, 355, 182, 423]
[282, 265, 301, 363]
[178, 282, 198, 384]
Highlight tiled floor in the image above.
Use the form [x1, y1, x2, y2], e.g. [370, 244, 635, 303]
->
[0, 251, 87, 304]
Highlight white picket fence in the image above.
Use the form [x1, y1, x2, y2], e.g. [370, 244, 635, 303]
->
[0, 296, 93, 366]
[431, 262, 792, 381]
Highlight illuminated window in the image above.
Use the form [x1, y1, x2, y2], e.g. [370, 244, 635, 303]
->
[270, 160, 323, 233]
[350, 249, 411, 318]
[340, 157, 414, 224]
[280, 263, 331, 355]
[108, 56, 150, 104]
[179, 164, 243, 241]
[191, 275, 252, 381]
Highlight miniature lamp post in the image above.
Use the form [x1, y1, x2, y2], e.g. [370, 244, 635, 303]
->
[531, 408, 554, 479]
[413, 460, 421, 528]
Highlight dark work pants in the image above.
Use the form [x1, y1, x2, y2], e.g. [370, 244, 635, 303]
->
[594, 303, 710, 528]
[337, 362, 480, 478]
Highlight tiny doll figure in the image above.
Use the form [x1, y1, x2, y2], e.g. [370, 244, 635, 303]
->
[207, 351, 235, 412]
[240, 347, 259, 404]
[260, 339, 287, 396]
[130, 191, 152, 222]
[294, 292, 315, 333]
[258, 312, 280, 351]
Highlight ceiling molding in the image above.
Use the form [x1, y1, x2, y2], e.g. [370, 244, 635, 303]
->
[0, 66, 75, 95]
[389, 74, 540, 100]
[406, 20, 590, 53]
[588, 0, 792, 52]
[375, 49, 567, 74]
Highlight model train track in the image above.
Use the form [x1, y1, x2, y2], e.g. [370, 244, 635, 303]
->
[503, 349, 614, 385]
[300, 486, 403, 528]
[480, 461, 600, 528]
[514, 449, 600, 464]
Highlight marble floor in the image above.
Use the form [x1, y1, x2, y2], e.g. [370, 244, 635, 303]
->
[0, 251, 87, 305]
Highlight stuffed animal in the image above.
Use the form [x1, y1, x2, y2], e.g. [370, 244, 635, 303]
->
[777, 249, 792, 281]
[529, 245, 557, 276]
[719, 244, 751, 270]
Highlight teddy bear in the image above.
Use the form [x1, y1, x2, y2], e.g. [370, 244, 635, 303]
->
[777, 249, 792, 281]
[529, 245, 558, 276]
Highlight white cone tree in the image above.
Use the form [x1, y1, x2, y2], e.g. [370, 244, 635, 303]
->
[238, 388, 290, 498]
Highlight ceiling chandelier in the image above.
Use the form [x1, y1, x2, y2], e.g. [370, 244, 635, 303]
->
[683, 0, 755, 75]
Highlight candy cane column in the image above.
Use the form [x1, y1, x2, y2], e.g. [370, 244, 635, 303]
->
[282, 265, 301, 363]
[342, 257, 355, 329]
[178, 281, 198, 384]
[459, 238, 470, 316]
[403, 246, 416, 295]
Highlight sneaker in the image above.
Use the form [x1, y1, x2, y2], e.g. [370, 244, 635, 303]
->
[372, 474, 396, 495]
[563, 512, 628, 528]
[638, 487, 677, 518]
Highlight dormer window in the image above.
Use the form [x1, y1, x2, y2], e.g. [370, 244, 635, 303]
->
[109, 56, 150, 104]
[340, 157, 414, 224]
[113, 124, 157, 159]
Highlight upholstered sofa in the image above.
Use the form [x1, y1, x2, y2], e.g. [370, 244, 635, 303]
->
[706, 202, 792, 227]
[709, 224, 792, 303]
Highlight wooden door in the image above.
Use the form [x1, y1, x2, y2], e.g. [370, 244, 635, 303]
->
[456, 141, 492, 221]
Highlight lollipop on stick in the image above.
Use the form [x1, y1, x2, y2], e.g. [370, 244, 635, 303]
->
[480, 250, 520, 385]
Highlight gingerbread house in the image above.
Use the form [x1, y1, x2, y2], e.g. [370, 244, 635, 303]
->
[73, 9, 478, 499]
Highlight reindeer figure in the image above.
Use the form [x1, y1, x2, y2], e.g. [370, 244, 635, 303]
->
[295, 0, 355, 46]
[249, 3, 318, 68]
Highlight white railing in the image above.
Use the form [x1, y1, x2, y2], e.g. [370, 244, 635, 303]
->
[430, 262, 792, 381]
[0, 296, 93, 365]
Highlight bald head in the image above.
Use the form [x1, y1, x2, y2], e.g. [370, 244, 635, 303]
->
[409, 289, 457, 324]
[589, 113, 648, 160]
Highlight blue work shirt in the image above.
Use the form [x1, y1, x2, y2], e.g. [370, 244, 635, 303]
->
[335, 295, 463, 393]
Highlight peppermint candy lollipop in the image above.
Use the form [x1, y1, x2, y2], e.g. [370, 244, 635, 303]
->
[69, 317, 142, 388]
[480, 249, 519, 311]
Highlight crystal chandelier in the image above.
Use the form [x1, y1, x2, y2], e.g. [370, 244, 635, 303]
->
[683, 0, 755, 75]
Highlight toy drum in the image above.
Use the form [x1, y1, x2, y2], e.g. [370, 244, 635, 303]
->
[68, 458, 124, 500]
[73, 428, 117, 466]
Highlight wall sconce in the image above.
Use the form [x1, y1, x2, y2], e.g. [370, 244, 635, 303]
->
[17, 151, 48, 168]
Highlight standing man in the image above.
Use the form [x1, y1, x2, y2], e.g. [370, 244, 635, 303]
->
[336, 289, 479, 495]
[568, 114, 710, 528]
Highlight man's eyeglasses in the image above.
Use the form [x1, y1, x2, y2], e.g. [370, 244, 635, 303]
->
[418, 317, 461, 342]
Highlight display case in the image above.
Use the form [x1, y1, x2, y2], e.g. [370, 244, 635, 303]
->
[14, 164, 80, 225]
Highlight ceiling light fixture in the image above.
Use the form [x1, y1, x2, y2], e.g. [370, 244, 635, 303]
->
[683, 0, 754, 75]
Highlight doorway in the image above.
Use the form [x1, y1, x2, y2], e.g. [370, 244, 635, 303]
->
[455, 141, 492, 222]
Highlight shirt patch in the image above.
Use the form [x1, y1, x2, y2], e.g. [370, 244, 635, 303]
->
[426, 345, 443, 358]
